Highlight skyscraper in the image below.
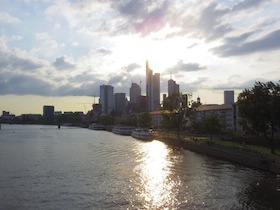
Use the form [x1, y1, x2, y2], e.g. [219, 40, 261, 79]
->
[146, 60, 160, 111]
[130, 83, 141, 104]
[114, 93, 126, 113]
[43, 105, 54, 122]
[224, 90, 234, 104]
[168, 79, 179, 97]
[100, 85, 114, 115]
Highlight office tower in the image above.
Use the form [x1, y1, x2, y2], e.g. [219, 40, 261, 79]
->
[146, 60, 160, 111]
[168, 79, 179, 97]
[100, 85, 114, 115]
[224, 90, 234, 104]
[43, 105, 54, 122]
[115, 93, 126, 113]
[130, 83, 141, 103]
[153, 73, 160, 110]
[137, 95, 147, 112]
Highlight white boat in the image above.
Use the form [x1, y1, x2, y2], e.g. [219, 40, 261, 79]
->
[89, 123, 105, 130]
[112, 126, 132, 135]
[131, 128, 153, 141]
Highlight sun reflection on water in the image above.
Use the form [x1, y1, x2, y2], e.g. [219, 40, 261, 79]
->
[135, 140, 181, 209]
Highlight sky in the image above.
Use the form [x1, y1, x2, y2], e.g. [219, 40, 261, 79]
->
[0, 0, 280, 115]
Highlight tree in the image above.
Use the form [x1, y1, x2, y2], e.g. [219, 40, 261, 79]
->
[137, 112, 151, 128]
[238, 81, 280, 154]
[100, 115, 115, 126]
[161, 93, 191, 138]
[198, 114, 224, 140]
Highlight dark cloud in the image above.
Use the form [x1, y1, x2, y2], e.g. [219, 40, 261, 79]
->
[167, 60, 207, 74]
[0, 50, 43, 71]
[196, 2, 232, 41]
[53, 56, 76, 70]
[224, 31, 257, 44]
[0, 74, 52, 96]
[69, 72, 104, 83]
[122, 62, 141, 72]
[0, 72, 106, 97]
[117, 0, 169, 35]
[54, 82, 101, 96]
[232, 0, 267, 12]
[163, 2, 232, 41]
[212, 29, 280, 57]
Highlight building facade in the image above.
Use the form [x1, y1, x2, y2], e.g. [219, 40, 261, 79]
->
[146, 60, 160, 111]
[168, 79, 179, 97]
[130, 83, 141, 104]
[224, 90, 234, 104]
[43, 105, 54, 122]
[100, 85, 114, 115]
[115, 93, 126, 113]
[195, 104, 242, 131]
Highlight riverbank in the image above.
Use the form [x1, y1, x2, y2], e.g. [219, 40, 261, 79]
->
[154, 134, 280, 174]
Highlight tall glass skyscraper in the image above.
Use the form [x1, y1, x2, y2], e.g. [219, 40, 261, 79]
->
[99, 85, 114, 115]
[168, 79, 179, 97]
[146, 60, 160, 111]
[129, 83, 141, 104]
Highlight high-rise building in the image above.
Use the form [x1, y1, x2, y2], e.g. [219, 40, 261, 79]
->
[224, 90, 234, 104]
[43, 105, 54, 122]
[168, 79, 179, 97]
[146, 60, 160, 111]
[137, 95, 147, 112]
[115, 93, 126, 113]
[100, 85, 114, 115]
[130, 83, 141, 104]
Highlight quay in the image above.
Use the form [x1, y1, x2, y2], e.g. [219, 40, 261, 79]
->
[155, 135, 280, 174]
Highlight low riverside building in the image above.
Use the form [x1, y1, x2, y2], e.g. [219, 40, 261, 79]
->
[149, 110, 173, 128]
[1, 111, 15, 121]
[195, 104, 243, 132]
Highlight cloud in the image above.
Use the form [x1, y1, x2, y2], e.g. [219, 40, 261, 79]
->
[69, 71, 105, 84]
[167, 60, 207, 74]
[196, 2, 232, 41]
[122, 62, 141, 73]
[0, 45, 44, 72]
[0, 12, 21, 24]
[54, 83, 99, 96]
[178, 77, 209, 93]
[53, 56, 76, 70]
[96, 48, 112, 55]
[0, 73, 52, 96]
[116, 0, 170, 35]
[232, 0, 268, 12]
[212, 29, 280, 57]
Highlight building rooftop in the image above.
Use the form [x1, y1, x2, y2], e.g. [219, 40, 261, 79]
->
[196, 104, 233, 111]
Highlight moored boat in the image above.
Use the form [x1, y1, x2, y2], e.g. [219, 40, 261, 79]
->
[131, 128, 153, 141]
[112, 126, 132, 135]
[89, 123, 105, 130]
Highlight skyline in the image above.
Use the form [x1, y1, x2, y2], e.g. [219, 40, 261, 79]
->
[1, 0, 280, 115]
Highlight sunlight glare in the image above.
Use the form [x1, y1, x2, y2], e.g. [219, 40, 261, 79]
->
[137, 140, 175, 208]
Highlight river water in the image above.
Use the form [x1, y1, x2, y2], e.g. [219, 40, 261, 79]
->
[0, 124, 279, 209]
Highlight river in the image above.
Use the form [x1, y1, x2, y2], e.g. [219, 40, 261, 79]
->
[0, 124, 279, 209]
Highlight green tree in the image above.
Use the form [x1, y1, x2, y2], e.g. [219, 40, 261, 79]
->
[125, 115, 138, 127]
[100, 115, 115, 126]
[137, 112, 152, 128]
[161, 93, 190, 138]
[238, 81, 280, 154]
[198, 114, 224, 140]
